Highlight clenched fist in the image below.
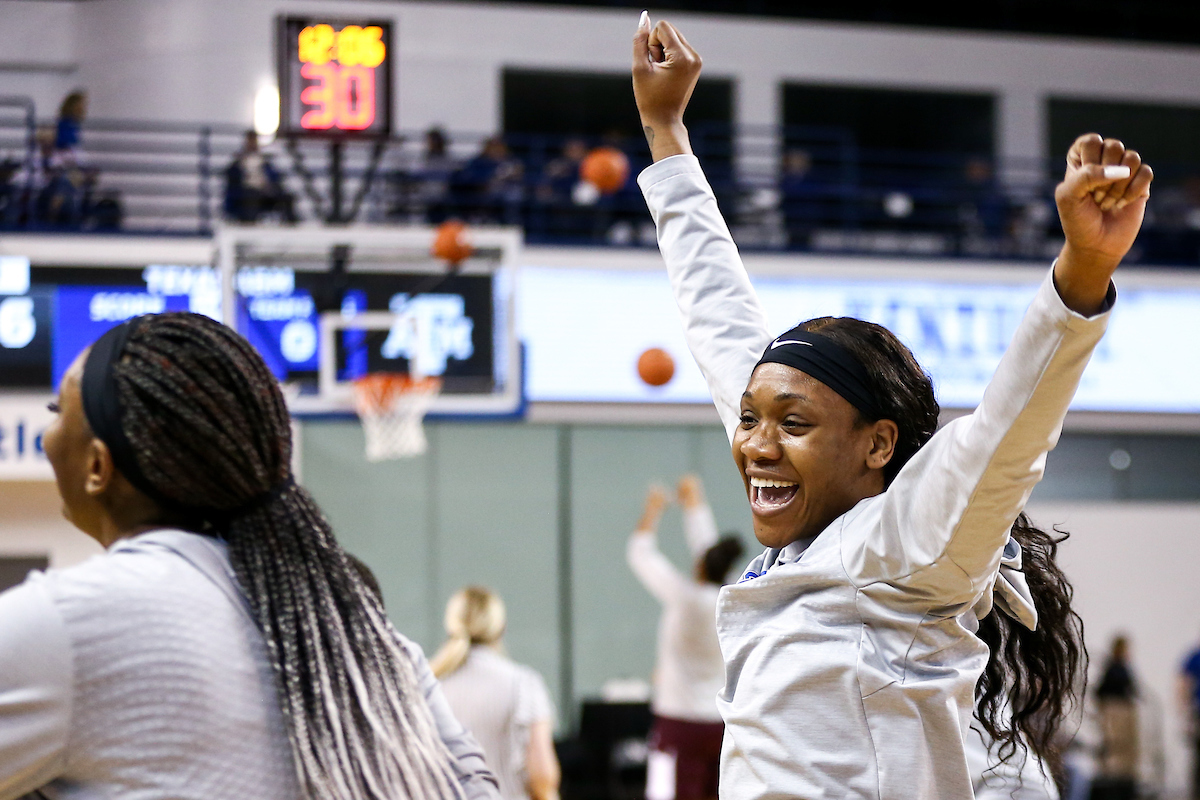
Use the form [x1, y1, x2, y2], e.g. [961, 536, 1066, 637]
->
[1053, 133, 1153, 315]
[632, 13, 701, 162]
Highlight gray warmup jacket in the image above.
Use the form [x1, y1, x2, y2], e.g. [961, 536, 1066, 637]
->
[638, 154, 1110, 800]
[0, 530, 498, 800]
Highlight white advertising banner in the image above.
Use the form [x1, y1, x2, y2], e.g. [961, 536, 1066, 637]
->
[0, 395, 55, 480]
[518, 265, 1200, 414]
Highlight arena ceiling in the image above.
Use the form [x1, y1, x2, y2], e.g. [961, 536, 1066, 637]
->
[422, 0, 1200, 47]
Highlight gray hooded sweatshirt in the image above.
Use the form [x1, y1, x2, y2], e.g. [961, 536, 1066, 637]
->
[638, 154, 1110, 800]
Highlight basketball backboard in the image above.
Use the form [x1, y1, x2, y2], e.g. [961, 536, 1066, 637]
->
[214, 223, 523, 418]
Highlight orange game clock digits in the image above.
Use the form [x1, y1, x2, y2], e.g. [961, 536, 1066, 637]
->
[279, 17, 393, 137]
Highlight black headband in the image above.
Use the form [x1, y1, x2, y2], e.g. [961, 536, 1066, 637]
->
[755, 329, 883, 420]
[79, 316, 175, 507]
[80, 315, 293, 522]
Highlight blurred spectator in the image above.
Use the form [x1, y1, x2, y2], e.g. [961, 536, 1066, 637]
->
[423, 127, 451, 168]
[54, 90, 87, 166]
[37, 124, 86, 227]
[780, 147, 819, 246]
[1180, 637, 1200, 799]
[396, 126, 458, 223]
[38, 93, 105, 228]
[433, 586, 559, 800]
[593, 130, 647, 246]
[1092, 635, 1139, 800]
[1142, 176, 1200, 264]
[223, 130, 296, 223]
[0, 157, 21, 227]
[1010, 194, 1058, 260]
[627, 476, 743, 800]
[535, 137, 588, 206]
[451, 136, 525, 224]
[957, 157, 1010, 255]
[533, 137, 593, 240]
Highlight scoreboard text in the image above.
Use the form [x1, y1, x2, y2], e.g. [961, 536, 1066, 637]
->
[278, 17, 393, 137]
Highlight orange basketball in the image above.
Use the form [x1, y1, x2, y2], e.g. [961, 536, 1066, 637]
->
[431, 220, 473, 265]
[580, 146, 631, 194]
[637, 347, 675, 387]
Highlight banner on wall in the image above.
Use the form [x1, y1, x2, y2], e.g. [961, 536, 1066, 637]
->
[0, 395, 55, 480]
[518, 266, 1200, 414]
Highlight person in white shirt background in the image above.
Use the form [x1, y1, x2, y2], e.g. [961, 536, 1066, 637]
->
[434, 586, 561, 800]
[631, 12, 1148, 800]
[627, 475, 744, 800]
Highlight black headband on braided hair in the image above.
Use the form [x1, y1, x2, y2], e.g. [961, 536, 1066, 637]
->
[80, 315, 293, 519]
[80, 316, 172, 507]
[755, 329, 883, 420]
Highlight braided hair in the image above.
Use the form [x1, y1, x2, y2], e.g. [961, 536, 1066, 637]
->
[106, 312, 463, 800]
[796, 316, 1086, 773]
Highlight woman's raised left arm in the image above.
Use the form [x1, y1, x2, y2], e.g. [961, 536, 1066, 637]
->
[849, 135, 1151, 600]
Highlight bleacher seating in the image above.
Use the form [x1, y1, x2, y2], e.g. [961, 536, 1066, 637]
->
[2, 101, 1198, 266]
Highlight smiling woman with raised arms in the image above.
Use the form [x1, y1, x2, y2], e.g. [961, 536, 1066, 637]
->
[631, 12, 1152, 800]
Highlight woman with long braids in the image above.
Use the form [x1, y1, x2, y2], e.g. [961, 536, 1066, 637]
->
[631, 13, 1147, 800]
[0, 313, 499, 800]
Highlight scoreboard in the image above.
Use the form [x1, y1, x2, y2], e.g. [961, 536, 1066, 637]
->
[236, 266, 496, 393]
[0, 256, 219, 390]
[278, 16, 393, 137]
[0, 254, 497, 397]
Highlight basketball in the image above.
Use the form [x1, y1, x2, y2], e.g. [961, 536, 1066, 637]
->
[637, 347, 675, 387]
[431, 220, 473, 265]
[580, 146, 631, 194]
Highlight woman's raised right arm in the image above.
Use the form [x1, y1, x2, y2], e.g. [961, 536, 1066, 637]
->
[634, 17, 772, 439]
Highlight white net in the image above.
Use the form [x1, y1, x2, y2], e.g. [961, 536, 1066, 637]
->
[352, 375, 443, 461]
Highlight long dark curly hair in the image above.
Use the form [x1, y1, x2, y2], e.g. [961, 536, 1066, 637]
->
[798, 316, 1087, 773]
[975, 515, 1085, 779]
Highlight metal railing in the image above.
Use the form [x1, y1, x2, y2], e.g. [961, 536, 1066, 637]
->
[1, 110, 1198, 266]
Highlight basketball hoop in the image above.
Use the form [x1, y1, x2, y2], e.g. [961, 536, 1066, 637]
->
[352, 374, 442, 461]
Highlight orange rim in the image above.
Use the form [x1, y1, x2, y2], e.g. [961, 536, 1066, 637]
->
[352, 374, 442, 410]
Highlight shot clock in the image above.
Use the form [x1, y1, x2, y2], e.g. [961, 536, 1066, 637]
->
[278, 17, 393, 137]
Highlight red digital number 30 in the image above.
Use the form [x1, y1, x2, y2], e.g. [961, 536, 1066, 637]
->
[300, 63, 376, 131]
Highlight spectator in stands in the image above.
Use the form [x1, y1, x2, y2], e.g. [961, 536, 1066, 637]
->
[780, 147, 821, 247]
[533, 137, 592, 240]
[223, 130, 297, 224]
[0, 157, 20, 227]
[451, 136, 524, 224]
[1141, 175, 1200, 264]
[34, 92, 97, 228]
[536, 137, 588, 206]
[54, 90, 88, 166]
[957, 156, 1010, 255]
[412, 126, 458, 222]
[37, 123, 87, 227]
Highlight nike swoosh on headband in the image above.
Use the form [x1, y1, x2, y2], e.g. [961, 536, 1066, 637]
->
[770, 339, 814, 349]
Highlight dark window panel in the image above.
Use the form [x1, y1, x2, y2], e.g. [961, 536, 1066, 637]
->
[1048, 98, 1200, 179]
[783, 84, 995, 155]
[502, 68, 731, 142]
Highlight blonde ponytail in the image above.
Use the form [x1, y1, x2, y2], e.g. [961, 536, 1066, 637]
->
[430, 586, 507, 678]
